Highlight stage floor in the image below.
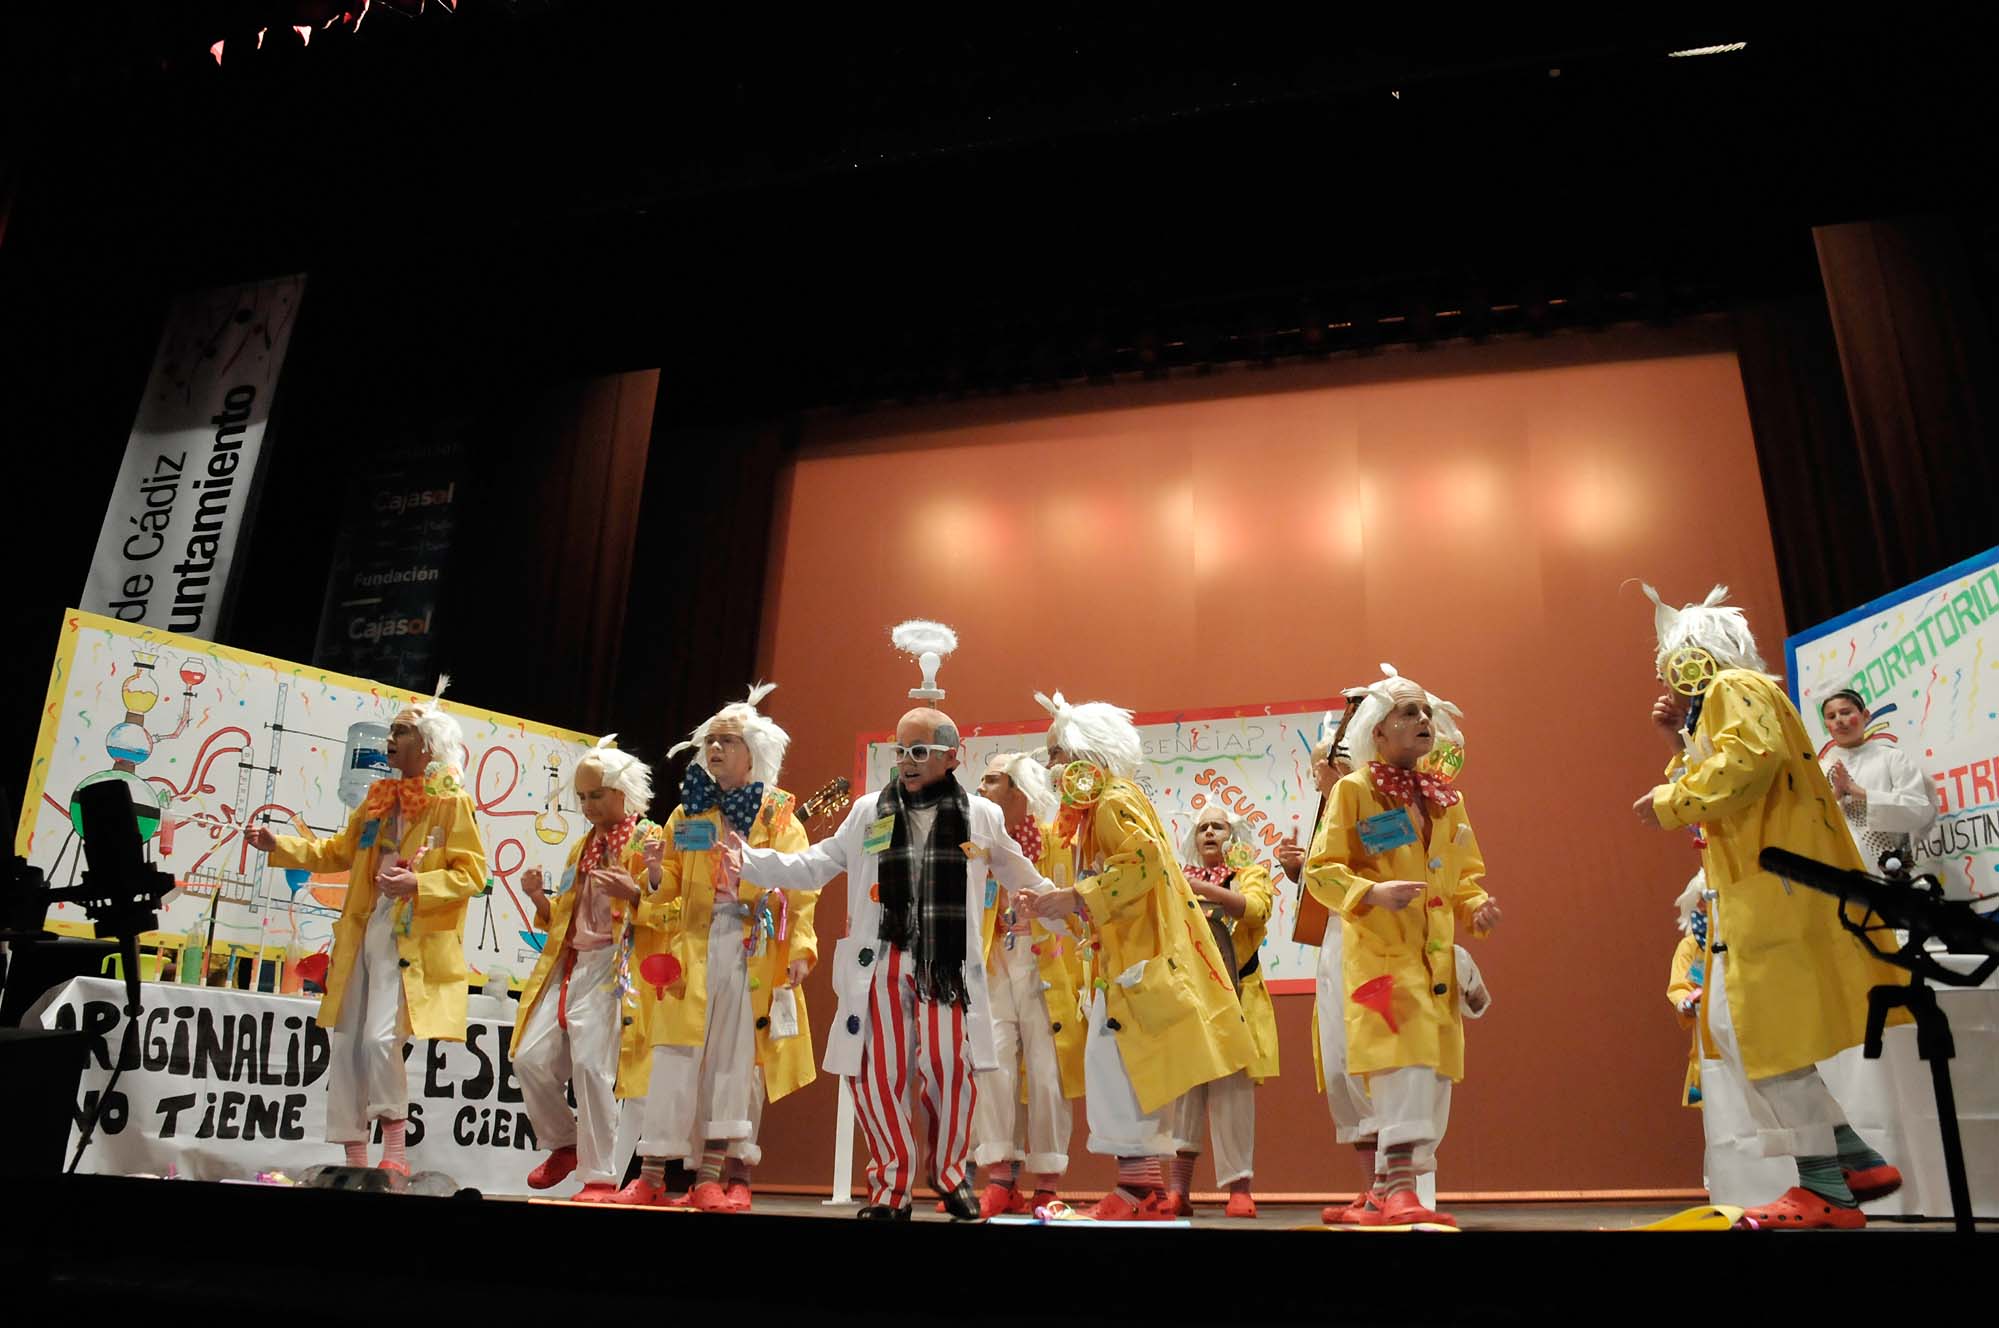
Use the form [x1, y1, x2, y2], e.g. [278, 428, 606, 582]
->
[501, 1189, 1985, 1233]
[12, 1175, 1989, 1323]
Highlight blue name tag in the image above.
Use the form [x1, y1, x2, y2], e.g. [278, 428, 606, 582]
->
[1357, 808, 1419, 855]
[557, 866, 576, 896]
[984, 877, 998, 909]
[358, 819, 380, 850]
[674, 819, 717, 851]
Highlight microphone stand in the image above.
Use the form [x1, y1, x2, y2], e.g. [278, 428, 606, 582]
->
[1761, 846, 1999, 1235]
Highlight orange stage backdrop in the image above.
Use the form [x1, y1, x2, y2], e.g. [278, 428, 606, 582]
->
[745, 324, 1785, 1196]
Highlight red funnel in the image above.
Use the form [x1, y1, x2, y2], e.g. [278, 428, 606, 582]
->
[1351, 975, 1398, 1033]
[640, 952, 683, 1000]
[295, 952, 331, 986]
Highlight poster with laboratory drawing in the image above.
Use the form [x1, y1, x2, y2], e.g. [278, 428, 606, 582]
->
[859, 698, 1345, 993]
[16, 609, 598, 987]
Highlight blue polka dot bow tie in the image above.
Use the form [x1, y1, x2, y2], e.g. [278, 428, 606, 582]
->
[681, 761, 765, 837]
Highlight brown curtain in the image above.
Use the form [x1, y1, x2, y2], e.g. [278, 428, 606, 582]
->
[438, 369, 659, 737]
[1735, 215, 1999, 632]
[609, 416, 791, 769]
[1813, 217, 1999, 599]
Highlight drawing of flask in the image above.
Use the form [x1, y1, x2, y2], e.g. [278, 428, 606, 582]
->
[338, 721, 392, 808]
[533, 760, 570, 845]
[121, 653, 161, 715]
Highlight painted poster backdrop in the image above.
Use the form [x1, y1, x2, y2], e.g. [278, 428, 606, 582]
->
[859, 698, 1343, 993]
[16, 610, 600, 988]
[1787, 546, 1999, 909]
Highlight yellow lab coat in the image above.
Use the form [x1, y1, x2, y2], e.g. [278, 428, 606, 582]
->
[639, 788, 811, 1051]
[1067, 777, 1253, 1114]
[267, 788, 487, 1041]
[1649, 669, 1908, 1079]
[1227, 862, 1280, 1083]
[1667, 931, 1705, 1107]
[749, 883, 820, 1104]
[981, 820, 1089, 1098]
[508, 820, 667, 1098]
[1303, 770, 1490, 1081]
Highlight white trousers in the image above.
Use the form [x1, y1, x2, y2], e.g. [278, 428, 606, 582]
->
[324, 901, 410, 1143]
[1083, 988, 1174, 1157]
[1168, 1069, 1256, 1185]
[970, 938, 1073, 1175]
[1366, 1065, 1451, 1174]
[727, 1074, 768, 1168]
[1315, 926, 1375, 1142]
[639, 907, 757, 1162]
[1704, 948, 1848, 1159]
[514, 945, 622, 1185]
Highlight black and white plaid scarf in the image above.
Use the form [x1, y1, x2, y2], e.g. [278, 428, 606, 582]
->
[875, 775, 970, 1007]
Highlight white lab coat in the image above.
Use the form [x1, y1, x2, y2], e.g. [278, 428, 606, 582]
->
[1820, 740, 1938, 867]
[735, 789, 1053, 1079]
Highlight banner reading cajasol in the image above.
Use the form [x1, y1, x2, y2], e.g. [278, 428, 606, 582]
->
[81, 274, 307, 639]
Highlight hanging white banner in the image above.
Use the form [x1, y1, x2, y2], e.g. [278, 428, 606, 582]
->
[81, 274, 307, 639]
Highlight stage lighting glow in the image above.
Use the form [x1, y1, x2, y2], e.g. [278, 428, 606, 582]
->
[1667, 42, 1747, 57]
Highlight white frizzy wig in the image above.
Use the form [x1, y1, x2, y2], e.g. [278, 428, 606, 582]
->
[1642, 582, 1767, 675]
[992, 750, 1059, 824]
[1179, 802, 1249, 865]
[1341, 664, 1463, 769]
[1034, 690, 1143, 779]
[407, 673, 465, 766]
[578, 734, 654, 817]
[1675, 869, 1709, 934]
[669, 682, 791, 790]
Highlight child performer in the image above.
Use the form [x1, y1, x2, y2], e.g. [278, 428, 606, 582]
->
[513, 738, 665, 1200]
[246, 678, 487, 1178]
[1166, 803, 1276, 1218]
[1304, 665, 1501, 1227]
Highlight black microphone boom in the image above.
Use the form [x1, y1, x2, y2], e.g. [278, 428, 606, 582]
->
[1758, 847, 1999, 960]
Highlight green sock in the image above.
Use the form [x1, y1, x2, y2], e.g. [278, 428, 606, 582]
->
[1833, 1124, 1887, 1171]
[1796, 1153, 1857, 1206]
[698, 1146, 726, 1185]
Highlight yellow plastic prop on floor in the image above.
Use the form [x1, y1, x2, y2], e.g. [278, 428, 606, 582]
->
[1619, 1203, 1745, 1231]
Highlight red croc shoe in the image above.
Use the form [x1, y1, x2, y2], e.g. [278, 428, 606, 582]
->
[526, 1146, 578, 1190]
[1022, 1188, 1056, 1215]
[1224, 1190, 1257, 1219]
[602, 1175, 673, 1207]
[569, 1182, 620, 1203]
[684, 1180, 735, 1212]
[1372, 1188, 1457, 1228]
[1739, 1187, 1867, 1230]
[723, 1180, 753, 1212]
[1843, 1164, 1903, 1204]
[1324, 1190, 1383, 1225]
[978, 1184, 1018, 1219]
[1086, 1188, 1176, 1221]
[1161, 1191, 1193, 1218]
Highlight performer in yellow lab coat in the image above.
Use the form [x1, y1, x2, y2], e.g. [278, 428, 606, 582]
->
[511, 738, 666, 1200]
[1165, 803, 1275, 1218]
[1016, 690, 1254, 1222]
[614, 683, 810, 1211]
[247, 677, 487, 1179]
[1304, 665, 1501, 1228]
[968, 750, 1088, 1218]
[1634, 584, 1905, 1229]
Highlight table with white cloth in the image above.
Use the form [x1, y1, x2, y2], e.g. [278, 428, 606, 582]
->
[24, 976, 637, 1195]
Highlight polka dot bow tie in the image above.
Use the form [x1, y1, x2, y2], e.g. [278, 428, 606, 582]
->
[1367, 761, 1461, 810]
[681, 761, 765, 837]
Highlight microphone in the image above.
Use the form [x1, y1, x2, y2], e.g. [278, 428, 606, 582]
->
[1759, 847, 1999, 959]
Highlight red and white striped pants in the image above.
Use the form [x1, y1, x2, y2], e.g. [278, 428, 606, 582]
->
[853, 943, 978, 1209]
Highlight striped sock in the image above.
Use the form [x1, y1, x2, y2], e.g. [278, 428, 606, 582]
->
[640, 1157, 667, 1186]
[1170, 1153, 1196, 1196]
[1380, 1144, 1417, 1199]
[698, 1146, 725, 1186]
[1114, 1155, 1162, 1201]
[1833, 1124, 1887, 1171]
[343, 1141, 370, 1168]
[724, 1157, 752, 1186]
[1796, 1153, 1857, 1206]
[988, 1160, 1017, 1190]
[379, 1118, 407, 1169]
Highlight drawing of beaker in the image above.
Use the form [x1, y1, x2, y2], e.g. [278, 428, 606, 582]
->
[178, 657, 208, 690]
[338, 721, 392, 808]
[121, 653, 161, 715]
[533, 758, 570, 844]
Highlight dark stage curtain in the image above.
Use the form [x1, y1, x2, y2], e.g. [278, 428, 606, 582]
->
[1735, 215, 1999, 632]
